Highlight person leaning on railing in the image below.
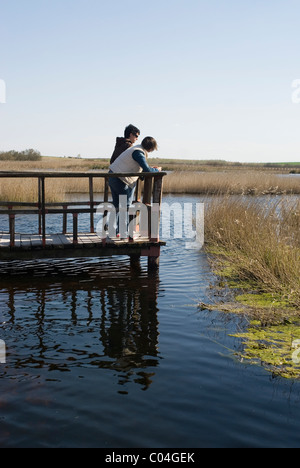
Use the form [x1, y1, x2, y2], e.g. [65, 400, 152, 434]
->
[108, 136, 161, 235]
[110, 124, 140, 164]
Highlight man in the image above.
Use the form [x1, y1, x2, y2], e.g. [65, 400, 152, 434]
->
[110, 124, 140, 164]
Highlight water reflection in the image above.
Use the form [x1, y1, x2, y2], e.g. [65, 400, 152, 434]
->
[0, 258, 160, 392]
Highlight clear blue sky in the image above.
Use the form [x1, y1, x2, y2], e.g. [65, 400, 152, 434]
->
[1, 0, 300, 162]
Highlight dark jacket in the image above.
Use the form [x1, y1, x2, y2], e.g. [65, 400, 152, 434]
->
[110, 137, 133, 164]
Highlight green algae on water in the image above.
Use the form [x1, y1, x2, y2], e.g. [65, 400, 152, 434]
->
[232, 319, 300, 379]
[235, 293, 291, 310]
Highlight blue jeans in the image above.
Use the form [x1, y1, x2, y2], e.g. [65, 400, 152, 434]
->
[108, 175, 136, 209]
[108, 175, 136, 235]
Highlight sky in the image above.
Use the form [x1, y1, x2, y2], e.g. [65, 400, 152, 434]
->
[1, 0, 300, 163]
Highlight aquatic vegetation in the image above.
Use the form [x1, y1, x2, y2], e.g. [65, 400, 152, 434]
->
[203, 195, 300, 379]
[232, 319, 300, 379]
[204, 196, 300, 310]
[235, 293, 290, 310]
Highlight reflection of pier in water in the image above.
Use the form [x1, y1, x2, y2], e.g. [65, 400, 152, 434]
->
[0, 258, 160, 392]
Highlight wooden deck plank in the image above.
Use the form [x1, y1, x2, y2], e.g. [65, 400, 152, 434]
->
[82, 233, 102, 242]
[0, 234, 11, 248]
[20, 234, 32, 250]
[30, 234, 43, 247]
[0, 231, 165, 263]
[78, 234, 100, 248]
[57, 234, 73, 246]
[14, 234, 21, 248]
[78, 234, 98, 244]
[48, 234, 61, 247]
[0, 232, 154, 248]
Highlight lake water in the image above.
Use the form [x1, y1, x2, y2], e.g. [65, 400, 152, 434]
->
[1, 194, 300, 448]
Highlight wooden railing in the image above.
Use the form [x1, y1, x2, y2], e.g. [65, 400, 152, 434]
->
[0, 171, 166, 248]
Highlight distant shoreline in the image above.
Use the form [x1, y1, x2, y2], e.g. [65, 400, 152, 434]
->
[0, 157, 300, 202]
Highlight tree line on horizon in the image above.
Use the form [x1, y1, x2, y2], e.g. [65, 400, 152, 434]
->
[0, 149, 42, 161]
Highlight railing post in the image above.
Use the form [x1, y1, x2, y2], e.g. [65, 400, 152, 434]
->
[8, 206, 15, 247]
[135, 178, 142, 202]
[102, 175, 109, 233]
[128, 212, 135, 242]
[133, 176, 143, 233]
[38, 177, 42, 235]
[143, 176, 153, 205]
[104, 176, 109, 203]
[151, 175, 164, 241]
[39, 176, 46, 247]
[153, 174, 163, 205]
[89, 176, 94, 233]
[143, 176, 153, 240]
[63, 204, 68, 234]
[73, 213, 78, 244]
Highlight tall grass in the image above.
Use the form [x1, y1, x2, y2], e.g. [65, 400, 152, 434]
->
[163, 171, 300, 195]
[0, 159, 107, 202]
[0, 159, 299, 201]
[204, 196, 300, 309]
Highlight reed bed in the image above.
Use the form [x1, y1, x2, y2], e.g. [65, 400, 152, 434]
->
[0, 157, 299, 201]
[0, 158, 106, 202]
[0, 177, 105, 203]
[163, 171, 300, 195]
[0, 158, 108, 172]
[204, 196, 300, 310]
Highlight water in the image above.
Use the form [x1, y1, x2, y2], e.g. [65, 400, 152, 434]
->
[1, 194, 300, 448]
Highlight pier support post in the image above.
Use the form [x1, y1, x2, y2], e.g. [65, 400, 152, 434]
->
[130, 254, 141, 269]
[144, 245, 161, 272]
[148, 254, 160, 271]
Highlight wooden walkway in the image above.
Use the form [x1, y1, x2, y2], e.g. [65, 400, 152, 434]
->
[0, 171, 167, 270]
[0, 231, 165, 267]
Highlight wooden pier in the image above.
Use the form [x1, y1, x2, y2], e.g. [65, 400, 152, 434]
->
[0, 171, 166, 270]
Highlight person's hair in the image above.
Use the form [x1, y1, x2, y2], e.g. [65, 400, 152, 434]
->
[124, 124, 140, 139]
[141, 136, 158, 152]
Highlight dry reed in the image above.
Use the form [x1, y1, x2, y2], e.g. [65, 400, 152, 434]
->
[204, 196, 300, 309]
[0, 158, 105, 202]
[0, 159, 299, 202]
[0, 177, 105, 203]
[163, 171, 300, 195]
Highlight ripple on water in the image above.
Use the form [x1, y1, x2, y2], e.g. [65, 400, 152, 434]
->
[1, 195, 300, 447]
